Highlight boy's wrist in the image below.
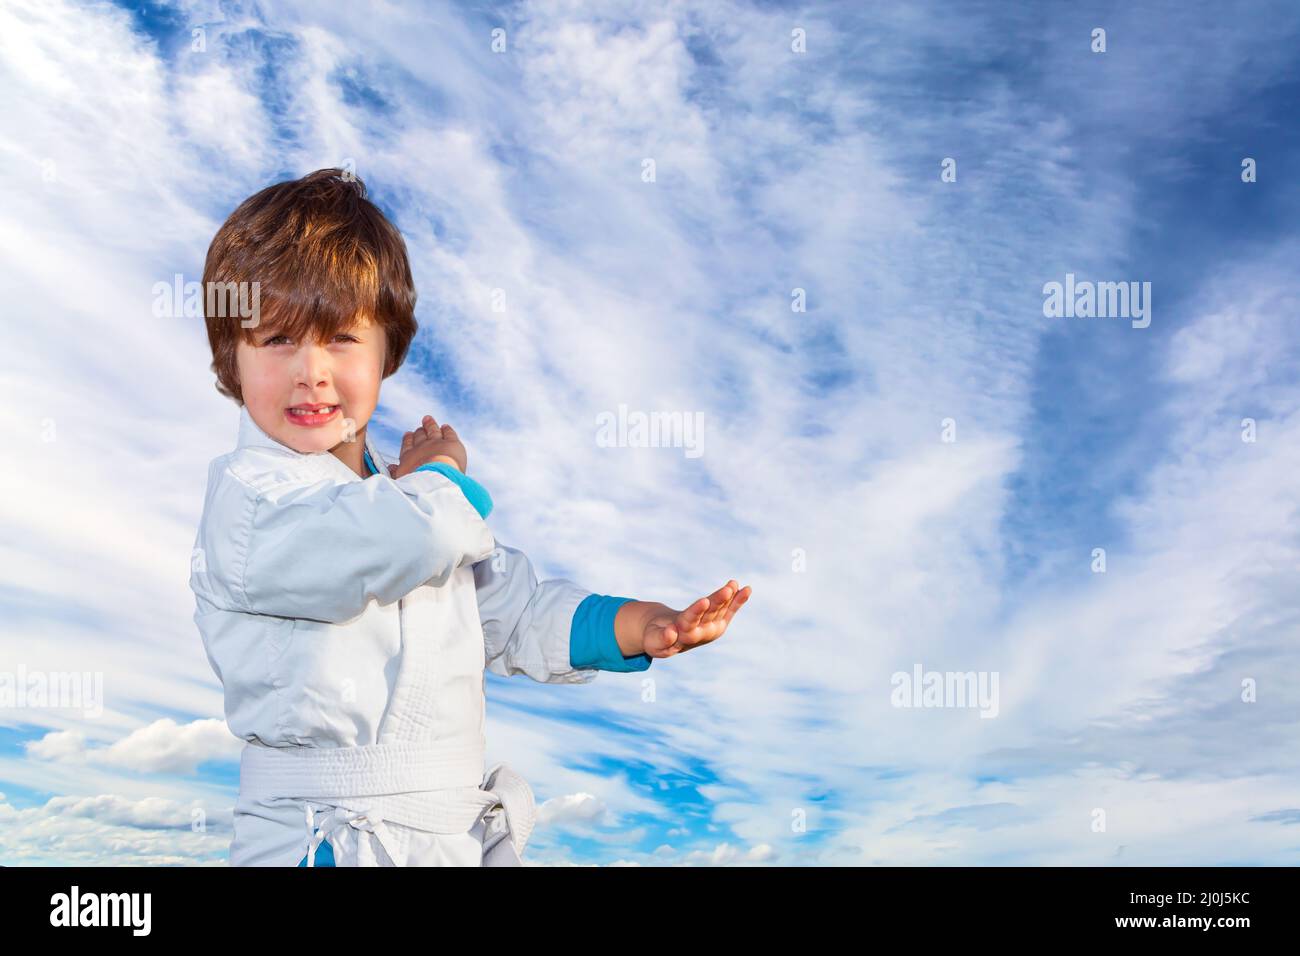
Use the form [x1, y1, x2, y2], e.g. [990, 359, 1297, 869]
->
[427, 455, 461, 472]
[613, 600, 672, 657]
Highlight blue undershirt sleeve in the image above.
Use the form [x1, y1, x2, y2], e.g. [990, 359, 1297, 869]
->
[569, 594, 653, 672]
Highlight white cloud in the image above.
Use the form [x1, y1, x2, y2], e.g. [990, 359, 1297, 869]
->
[537, 791, 608, 826]
[27, 718, 241, 773]
[0, 791, 231, 866]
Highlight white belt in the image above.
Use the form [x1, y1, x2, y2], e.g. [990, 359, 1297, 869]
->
[239, 741, 537, 865]
[304, 803, 401, 866]
[479, 762, 536, 864]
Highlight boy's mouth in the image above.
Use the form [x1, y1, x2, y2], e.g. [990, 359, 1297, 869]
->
[285, 404, 340, 426]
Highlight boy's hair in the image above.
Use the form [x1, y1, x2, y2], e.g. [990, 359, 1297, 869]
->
[201, 168, 418, 405]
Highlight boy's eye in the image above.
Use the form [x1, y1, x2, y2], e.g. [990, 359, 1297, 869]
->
[261, 333, 358, 346]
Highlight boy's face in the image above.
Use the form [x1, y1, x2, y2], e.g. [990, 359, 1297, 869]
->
[235, 314, 387, 455]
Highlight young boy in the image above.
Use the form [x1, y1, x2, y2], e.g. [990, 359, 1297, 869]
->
[188, 168, 751, 866]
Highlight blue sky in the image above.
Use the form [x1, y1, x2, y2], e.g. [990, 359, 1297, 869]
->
[1, 0, 1298, 865]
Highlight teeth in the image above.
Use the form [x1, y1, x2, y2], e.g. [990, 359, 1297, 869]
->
[290, 405, 336, 416]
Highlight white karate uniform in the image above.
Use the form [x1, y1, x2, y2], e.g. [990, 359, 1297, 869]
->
[189, 406, 600, 866]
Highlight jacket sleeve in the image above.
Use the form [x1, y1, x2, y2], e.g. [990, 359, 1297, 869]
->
[473, 542, 599, 684]
[196, 467, 497, 624]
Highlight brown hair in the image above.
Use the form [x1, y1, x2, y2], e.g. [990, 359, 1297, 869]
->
[201, 167, 418, 405]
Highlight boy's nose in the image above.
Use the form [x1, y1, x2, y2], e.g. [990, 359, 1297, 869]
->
[295, 344, 332, 385]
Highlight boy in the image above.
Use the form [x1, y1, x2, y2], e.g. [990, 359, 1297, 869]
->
[188, 168, 751, 866]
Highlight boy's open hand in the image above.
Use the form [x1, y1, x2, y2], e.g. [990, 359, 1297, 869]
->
[388, 415, 468, 479]
[641, 580, 752, 658]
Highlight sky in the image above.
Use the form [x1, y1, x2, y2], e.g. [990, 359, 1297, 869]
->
[0, 0, 1298, 866]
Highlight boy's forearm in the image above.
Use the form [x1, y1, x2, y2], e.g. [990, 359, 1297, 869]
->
[612, 600, 673, 658]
